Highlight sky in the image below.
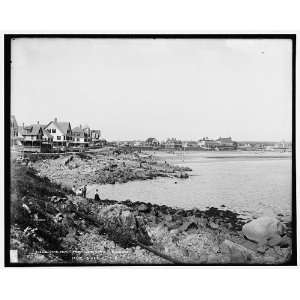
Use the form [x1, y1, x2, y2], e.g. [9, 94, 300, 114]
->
[11, 38, 292, 141]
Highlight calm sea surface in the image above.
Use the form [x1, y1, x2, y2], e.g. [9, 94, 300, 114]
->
[87, 152, 292, 221]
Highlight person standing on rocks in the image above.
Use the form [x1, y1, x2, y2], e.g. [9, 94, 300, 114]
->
[82, 185, 87, 198]
[94, 189, 101, 202]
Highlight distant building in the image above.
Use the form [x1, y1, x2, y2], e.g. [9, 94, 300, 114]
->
[133, 141, 144, 147]
[274, 141, 291, 150]
[11, 115, 20, 146]
[183, 141, 200, 150]
[165, 138, 182, 149]
[145, 137, 160, 147]
[90, 129, 101, 143]
[18, 122, 53, 152]
[215, 136, 237, 150]
[82, 125, 91, 143]
[216, 136, 234, 145]
[20, 124, 44, 152]
[237, 143, 253, 151]
[198, 137, 219, 149]
[40, 127, 53, 143]
[11, 115, 18, 138]
[71, 125, 89, 147]
[44, 118, 72, 148]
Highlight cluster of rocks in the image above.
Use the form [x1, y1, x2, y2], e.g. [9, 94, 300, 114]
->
[12, 185, 292, 264]
[31, 152, 192, 188]
[113, 200, 292, 264]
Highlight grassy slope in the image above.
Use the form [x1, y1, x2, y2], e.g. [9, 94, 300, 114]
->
[10, 163, 82, 263]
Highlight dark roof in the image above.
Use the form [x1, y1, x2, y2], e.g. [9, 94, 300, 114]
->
[21, 124, 43, 136]
[72, 126, 85, 138]
[72, 126, 84, 133]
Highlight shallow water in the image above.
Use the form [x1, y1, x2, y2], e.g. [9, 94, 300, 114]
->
[87, 151, 292, 220]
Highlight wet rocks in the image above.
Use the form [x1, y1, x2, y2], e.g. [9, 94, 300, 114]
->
[174, 171, 189, 179]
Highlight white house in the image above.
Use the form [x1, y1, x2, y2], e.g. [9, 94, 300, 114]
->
[44, 118, 72, 148]
[71, 125, 89, 147]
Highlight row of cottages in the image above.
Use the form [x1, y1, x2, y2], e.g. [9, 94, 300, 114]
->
[43, 119, 102, 150]
[11, 116, 102, 153]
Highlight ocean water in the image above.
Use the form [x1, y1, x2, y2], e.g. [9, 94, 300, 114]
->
[87, 152, 292, 221]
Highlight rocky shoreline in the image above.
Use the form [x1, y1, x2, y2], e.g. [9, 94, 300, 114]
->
[10, 150, 292, 265]
[31, 150, 192, 188]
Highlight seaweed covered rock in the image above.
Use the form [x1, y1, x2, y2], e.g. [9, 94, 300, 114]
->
[98, 204, 152, 248]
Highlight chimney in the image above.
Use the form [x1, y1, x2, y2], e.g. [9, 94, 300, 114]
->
[22, 122, 24, 128]
[54, 117, 57, 122]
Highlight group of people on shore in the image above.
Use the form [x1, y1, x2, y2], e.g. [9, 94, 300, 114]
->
[72, 184, 101, 202]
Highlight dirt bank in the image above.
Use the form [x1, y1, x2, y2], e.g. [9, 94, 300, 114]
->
[10, 163, 292, 265]
[30, 150, 192, 188]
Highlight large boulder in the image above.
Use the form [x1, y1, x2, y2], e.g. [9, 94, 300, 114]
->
[242, 217, 286, 246]
[98, 204, 152, 248]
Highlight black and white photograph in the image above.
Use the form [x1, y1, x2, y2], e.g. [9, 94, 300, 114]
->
[5, 34, 296, 266]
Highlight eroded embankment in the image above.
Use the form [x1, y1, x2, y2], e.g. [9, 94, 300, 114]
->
[10, 162, 292, 265]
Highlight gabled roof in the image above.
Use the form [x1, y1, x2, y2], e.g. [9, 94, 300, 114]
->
[42, 129, 53, 139]
[56, 122, 71, 135]
[72, 126, 85, 138]
[45, 120, 71, 135]
[72, 126, 84, 133]
[21, 124, 43, 136]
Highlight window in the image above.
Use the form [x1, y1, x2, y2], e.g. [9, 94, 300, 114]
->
[52, 128, 56, 133]
[57, 136, 61, 140]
